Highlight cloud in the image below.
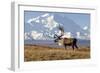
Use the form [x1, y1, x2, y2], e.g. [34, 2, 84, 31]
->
[24, 32, 31, 40]
[24, 31, 44, 40]
[30, 31, 43, 40]
[62, 32, 72, 38]
[83, 26, 88, 30]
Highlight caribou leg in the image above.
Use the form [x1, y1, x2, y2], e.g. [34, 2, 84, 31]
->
[72, 38, 78, 50]
[75, 44, 78, 49]
[72, 43, 78, 50]
[72, 44, 75, 50]
[64, 44, 67, 49]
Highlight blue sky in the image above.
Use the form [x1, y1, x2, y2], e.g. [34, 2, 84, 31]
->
[24, 11, 90, 40]
[24, 11, 90, 30]
[62, 13, 90, 28]
[24, 11, 90, 36]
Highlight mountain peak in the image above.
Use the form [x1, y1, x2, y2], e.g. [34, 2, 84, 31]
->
[25, 13, 90, 40]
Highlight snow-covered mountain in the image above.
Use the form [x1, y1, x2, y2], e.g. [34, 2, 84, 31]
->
[25, 13, 60, 40]
[24, 13, 90, 40]
[27, 13, 59, 30]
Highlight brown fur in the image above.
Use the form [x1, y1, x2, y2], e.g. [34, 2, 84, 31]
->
[62, 38, 78, 50]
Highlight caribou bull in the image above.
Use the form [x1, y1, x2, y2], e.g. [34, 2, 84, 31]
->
[54, 25, 78, 50]
[63, 38, 78, 50]
[54, 34, 78, 50]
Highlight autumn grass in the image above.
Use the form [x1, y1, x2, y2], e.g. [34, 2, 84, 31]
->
[24, 45, 90, 61]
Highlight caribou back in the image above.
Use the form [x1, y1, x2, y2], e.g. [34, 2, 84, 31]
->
[58, 38, 73, 46]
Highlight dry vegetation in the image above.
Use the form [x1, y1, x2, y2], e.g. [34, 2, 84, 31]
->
[24, 45, 90, 61]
